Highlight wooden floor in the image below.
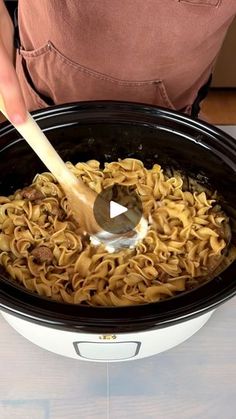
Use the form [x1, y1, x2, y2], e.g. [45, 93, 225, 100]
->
[201, 89, 236, 124]
[1, 89, 236, 125]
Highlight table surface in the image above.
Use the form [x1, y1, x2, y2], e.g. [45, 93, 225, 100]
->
[0, 125, 235, 419]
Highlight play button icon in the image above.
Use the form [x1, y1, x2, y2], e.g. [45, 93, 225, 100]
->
[110, 201, 128, 219]
[93, 184, 143, 235]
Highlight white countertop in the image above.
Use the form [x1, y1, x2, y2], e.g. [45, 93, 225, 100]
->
[216, 125, 236, 137]
[0, 126, 236, 419]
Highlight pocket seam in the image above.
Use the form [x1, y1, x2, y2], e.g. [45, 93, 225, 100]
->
[20, 41, 163, 87]
[50, 42, 162, 86]
[19, 43, 51, 58]
[178, 0, 221, 6]
[158, 84, 175, 110]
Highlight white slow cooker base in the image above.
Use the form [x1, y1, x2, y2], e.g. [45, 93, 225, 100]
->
[1, 310, 214, 362]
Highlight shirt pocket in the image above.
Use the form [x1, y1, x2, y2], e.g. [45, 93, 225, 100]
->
[16, 41, 175, 112]
[178, 0, 221, 6]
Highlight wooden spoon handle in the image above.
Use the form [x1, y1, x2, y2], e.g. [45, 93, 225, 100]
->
[0, 97, 84, 188]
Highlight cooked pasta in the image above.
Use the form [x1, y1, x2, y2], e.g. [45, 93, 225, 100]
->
[0, 158, 232, 306]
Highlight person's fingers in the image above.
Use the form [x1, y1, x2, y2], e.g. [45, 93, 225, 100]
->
[0, 39, 27, 124]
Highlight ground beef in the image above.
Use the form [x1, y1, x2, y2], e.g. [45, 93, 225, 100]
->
[31, 246, 53, 263]
[58, 209, 66, 221]
[50, 204, 66, 221]
[21, 187, 44, 201]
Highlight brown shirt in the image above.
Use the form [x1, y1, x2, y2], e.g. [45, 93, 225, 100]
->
[16, 0, 236, 114]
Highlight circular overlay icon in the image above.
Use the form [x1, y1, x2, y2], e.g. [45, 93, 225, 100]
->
[93, 184, 143, 235]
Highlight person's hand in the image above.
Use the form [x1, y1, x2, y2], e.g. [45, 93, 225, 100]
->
[0, 0, 27, 123]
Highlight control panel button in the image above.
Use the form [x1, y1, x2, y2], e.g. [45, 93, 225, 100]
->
[73, 341, 140, 361]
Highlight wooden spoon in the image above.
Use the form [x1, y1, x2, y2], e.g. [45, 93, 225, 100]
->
[0, 96, 147, 250]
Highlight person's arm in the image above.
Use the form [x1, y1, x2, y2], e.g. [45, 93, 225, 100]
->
[0, 0, 26, 123]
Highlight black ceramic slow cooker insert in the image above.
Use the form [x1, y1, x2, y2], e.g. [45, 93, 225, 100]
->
[0, 101, 235, 334]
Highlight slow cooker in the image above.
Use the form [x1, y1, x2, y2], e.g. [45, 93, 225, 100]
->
[0, 101, 235, 362]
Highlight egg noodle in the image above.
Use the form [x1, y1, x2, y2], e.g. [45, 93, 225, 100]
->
[0, 159, 231, 306]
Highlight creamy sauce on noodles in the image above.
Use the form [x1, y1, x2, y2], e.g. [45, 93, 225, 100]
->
[0, 158, 231, 306]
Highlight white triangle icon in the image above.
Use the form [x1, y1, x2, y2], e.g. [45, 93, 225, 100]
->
[110, 201, 128, 219]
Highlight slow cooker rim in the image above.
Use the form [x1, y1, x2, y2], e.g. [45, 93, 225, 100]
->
[0, 100, 236, 333]
[0, 100, 236, 153]
[0, 253, 236, 332]
[0, 281, 235, 332]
